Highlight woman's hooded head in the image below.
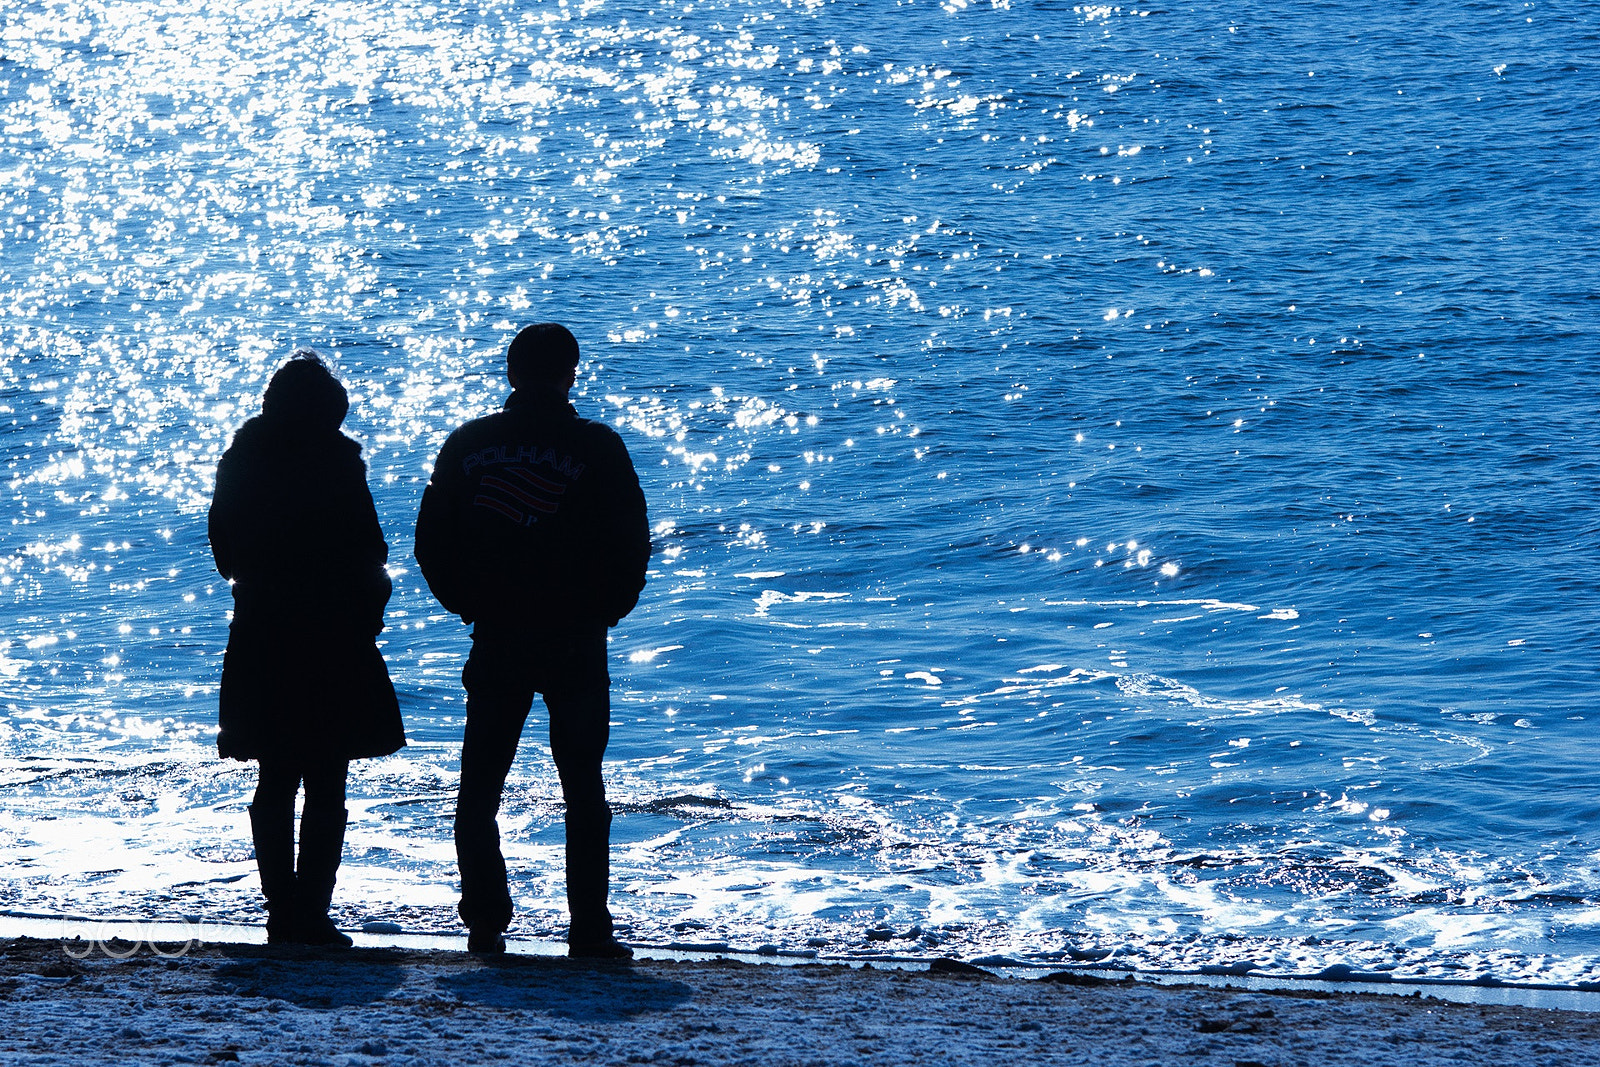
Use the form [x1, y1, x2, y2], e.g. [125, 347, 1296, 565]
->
[261, 350, 349, 431]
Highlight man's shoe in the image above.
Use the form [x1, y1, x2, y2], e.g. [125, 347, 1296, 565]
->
[568, 935, 633, 960]
[467, 929, 507, 955]
[295, 913, 354, 949]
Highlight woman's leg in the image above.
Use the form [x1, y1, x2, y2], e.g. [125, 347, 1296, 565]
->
[250, 761, 302, 942]
[294, 760, 352, 947]
[300, 761, 349, 818]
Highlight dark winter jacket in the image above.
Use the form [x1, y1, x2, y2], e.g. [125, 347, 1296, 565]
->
[414, 388, 650, 630]
[208, 415, 405, 762]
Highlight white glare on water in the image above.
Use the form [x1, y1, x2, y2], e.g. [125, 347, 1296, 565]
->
[3, 0, 1598, 985]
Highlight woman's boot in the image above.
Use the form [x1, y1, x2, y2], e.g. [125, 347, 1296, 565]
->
[247, 803, 297, 944]
[294, 806, 353, 947]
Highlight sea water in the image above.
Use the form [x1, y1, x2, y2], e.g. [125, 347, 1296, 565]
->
[3, 0, 1599, 984]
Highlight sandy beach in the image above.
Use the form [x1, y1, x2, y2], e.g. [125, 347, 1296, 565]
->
[4, 936, 1598, 1067]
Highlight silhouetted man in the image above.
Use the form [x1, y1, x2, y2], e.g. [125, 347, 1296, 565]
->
[415, 323, 649, 958]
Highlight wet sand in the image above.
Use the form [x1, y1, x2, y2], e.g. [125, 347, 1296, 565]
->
[3, 936, 1599, 1066]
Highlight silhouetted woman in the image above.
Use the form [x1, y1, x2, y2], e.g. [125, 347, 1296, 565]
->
[209, 351, 405, 946]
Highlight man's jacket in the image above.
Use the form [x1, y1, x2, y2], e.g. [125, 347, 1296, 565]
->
[415, 389, 650, 628]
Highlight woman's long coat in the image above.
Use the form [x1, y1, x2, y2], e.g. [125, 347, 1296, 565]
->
[208, 416, 405, 763]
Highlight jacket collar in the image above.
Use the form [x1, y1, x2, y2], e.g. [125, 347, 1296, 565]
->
[504, 387, 577, 419]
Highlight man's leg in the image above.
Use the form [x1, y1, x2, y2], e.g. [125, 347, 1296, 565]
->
[546, 677, 627, 956]
[455, 632, 534, 944]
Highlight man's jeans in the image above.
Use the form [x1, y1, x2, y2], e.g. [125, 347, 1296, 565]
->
[453, 623, 615, 941]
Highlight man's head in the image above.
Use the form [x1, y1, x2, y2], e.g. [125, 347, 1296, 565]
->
[507, 323, 580, 391]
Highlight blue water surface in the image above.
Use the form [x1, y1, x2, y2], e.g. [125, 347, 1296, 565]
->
[2, 0, 1598, 983]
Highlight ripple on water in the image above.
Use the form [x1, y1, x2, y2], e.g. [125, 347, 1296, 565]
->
[1, 0, 1598, 984]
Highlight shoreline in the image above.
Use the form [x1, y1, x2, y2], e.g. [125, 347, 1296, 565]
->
[5, 935, 1600, 1067]
[7, 911, 1600, 1016]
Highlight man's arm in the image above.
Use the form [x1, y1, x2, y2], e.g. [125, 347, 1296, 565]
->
[415, 436, 473, 622]
[599, 431, 651, 625]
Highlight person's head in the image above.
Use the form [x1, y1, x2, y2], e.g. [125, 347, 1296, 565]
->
[506, 323, 580, 391]
[261, 349, 348, 431]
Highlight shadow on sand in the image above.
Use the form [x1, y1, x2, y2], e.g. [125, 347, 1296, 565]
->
[438, 955, 694, 1020]
[201, 944, 693, 1019]
[208, 945, 409, 1009]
